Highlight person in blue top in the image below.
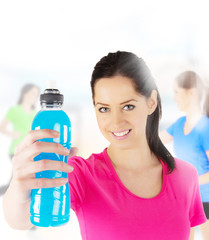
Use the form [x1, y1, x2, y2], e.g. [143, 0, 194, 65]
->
[160, 71, 209, 240]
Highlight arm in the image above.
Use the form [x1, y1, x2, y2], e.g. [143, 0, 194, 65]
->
[199, 151, 209, 185]
[189, 227, 195, 240]
[3, 129, 74, 230]
[159, 130, 173, 144]
[0, 118, 20, 139]
[3, 178, 33, 230]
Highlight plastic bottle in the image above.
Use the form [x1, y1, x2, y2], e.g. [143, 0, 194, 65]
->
[30, 89, 71, 227]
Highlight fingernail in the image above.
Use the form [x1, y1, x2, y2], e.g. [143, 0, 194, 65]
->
[52, 131, 59, 136]
[61, 178, 68, 184]
[67, 165, 74, 171]
[64, 148, 70, 154]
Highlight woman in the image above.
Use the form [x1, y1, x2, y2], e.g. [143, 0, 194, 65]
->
[0, 83, 40, 159]
[0, 83, 39, 196]
[3, 52, 206, 239]
[160, 71, 209, 240]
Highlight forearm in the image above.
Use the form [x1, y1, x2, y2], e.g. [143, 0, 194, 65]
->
[0, 128, 15, 138]
[0, 118, 18, 138]
[3, 180, 33, 230]
[0, 128, 11, 136]
[199, 172, 209, 185]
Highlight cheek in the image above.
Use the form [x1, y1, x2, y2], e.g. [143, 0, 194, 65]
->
[132, 112, 148, 130]
[175, 94, 183, 104]
[179, 95, 187, 106]
[173, 94, 178, 102]
[96, 114, 108, 132]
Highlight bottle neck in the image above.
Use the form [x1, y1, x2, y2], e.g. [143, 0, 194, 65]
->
[41, 103, 62, 110]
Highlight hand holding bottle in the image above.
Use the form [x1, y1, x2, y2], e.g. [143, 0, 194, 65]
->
[3, 129, 75, 230]
[12, 129, 74, 199]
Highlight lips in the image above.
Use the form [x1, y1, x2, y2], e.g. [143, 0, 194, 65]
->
[112, 129, 130, 136]
[111, 129, 131, 139]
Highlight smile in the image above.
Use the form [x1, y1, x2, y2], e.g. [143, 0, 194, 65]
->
[112, 129, 131, 137]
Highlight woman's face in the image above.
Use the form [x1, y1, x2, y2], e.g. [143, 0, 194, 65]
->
[94, 76, 157, 150]
[23, 87, 39, 106]
[173, 82, 192, 112]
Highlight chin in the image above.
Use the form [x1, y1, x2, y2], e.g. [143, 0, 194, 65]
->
[111, 142, 136, 151]
[177, 106, 184, 112]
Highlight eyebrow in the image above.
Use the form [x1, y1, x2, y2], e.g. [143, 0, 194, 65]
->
[95, 99, 138, 106]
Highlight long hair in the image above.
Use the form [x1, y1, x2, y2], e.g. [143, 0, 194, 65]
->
[17, 84, 39, 110]
[91, 51, 175, 173]
[175, 71, 209, 117]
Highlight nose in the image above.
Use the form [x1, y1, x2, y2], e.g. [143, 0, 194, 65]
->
[111, 110, 124, 128]
[173, 92, 178, 103]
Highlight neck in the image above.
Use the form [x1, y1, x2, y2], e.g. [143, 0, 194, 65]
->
[21, 101, 33, 113]
[185, 104, 202, 123]
[107, 141, 158, 171]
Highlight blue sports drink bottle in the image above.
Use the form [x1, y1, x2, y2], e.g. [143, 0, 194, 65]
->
[30, 89, 71, 227]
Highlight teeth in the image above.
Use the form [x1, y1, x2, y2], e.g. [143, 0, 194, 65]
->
[113, 130, 130, 137]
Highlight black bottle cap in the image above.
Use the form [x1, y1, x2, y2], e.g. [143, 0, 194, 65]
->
[40, 89, 64, 105]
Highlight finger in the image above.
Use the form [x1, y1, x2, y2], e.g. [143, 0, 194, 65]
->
[14, 129, 60, 155]
[69, 147, 78, 157]
[17, 178, 68, 190]
[14, 160, 74, 179]
[14, 141, 70, 165]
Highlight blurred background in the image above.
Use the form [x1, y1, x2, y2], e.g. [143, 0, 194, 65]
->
[0, 0, 209, 239]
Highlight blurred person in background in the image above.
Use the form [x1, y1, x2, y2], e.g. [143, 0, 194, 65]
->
[160, 71, 209, 240]
[0, 83, 40, 196]
[3, 52, 206, 239]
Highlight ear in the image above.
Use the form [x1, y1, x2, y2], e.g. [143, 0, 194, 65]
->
[147, 90, 158, 115]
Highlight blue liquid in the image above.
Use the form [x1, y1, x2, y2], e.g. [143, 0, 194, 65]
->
[30, 109, 71, 227]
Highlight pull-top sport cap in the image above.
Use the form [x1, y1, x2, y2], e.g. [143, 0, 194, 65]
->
[40, 89, 64, 105]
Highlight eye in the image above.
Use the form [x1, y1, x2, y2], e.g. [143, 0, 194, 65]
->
[123, 104, 135, 111]
[98, 107, 110, 113]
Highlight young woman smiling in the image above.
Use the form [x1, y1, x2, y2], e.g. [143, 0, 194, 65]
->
[3, 52, 206, 239]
